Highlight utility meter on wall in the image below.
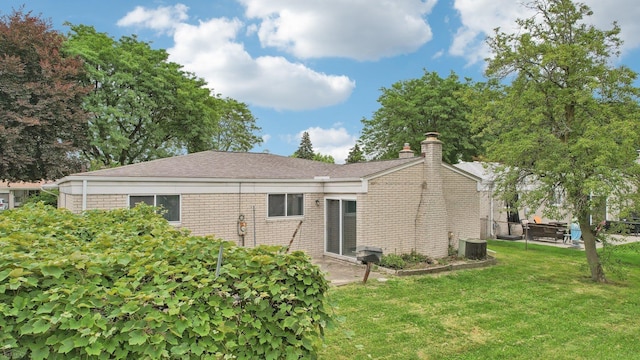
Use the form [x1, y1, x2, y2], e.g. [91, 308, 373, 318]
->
[237, 214, 247, 236]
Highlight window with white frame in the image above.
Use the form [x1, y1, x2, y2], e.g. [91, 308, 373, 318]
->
[552, 188, 564, 207]
[129, 195, 180, 222]
[268, 193, 304, 217]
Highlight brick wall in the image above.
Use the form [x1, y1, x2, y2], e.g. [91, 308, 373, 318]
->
[59, 192, 325, 257]
[358, 164, 422, 255]
[358, 163, 451, 258]
[180, 193, 324, 257]
[86, 195, 128, 211]
[358, 163, 480, 259]
[442, 168, 481, 242]
[59, 194, 127, 213]
[58, 193, 82, 213]
[478, 189, 493, 239]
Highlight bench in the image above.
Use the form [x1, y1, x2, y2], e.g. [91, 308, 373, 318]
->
[524, 223, 565, 242]
[605, 220, 640, 235]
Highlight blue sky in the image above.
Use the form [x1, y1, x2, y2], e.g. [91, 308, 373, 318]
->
[3, 0, 639, 163]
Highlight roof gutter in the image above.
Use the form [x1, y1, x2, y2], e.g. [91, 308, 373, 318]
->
[56, 175, 365, 184]
[41, 182, 59, 190]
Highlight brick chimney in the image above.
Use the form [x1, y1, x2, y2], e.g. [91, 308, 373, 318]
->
[421, 132, 442, 163]
[399, 143, 414, 158]
[418, 132, 449, 257]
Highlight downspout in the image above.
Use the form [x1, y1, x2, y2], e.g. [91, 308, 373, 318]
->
[238, 182, 245, 246]
[322, 180, 326, 253]
[40, 183, 59, 198]
[82, 180, 87, 211]
[489, 181, 495, 238]
[41, 188, 58, 198]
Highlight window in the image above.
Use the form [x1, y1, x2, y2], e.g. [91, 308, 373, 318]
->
[345, 200, 357, 214]
[268, 194, 303, 217]
[130, 195, 180, 222]
[552, 188, 564, 207]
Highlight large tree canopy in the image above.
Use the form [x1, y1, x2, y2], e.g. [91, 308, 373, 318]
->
[0, 10, 89, 182]
[477, 0, 640, 282]
[360, 70, 480, 164]
[64, 24, 261, 167]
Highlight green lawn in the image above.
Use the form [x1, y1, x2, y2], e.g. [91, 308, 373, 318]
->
[320, 240, 640, 359]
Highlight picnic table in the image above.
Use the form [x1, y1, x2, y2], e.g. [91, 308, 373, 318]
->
[524, 222, 566, 242]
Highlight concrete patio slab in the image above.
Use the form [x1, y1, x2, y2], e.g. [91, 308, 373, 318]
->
[312, 257, 387, 286]
[496, 233, 640, 250]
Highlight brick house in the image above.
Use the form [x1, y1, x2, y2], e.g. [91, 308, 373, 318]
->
[52, 133, 481, 260]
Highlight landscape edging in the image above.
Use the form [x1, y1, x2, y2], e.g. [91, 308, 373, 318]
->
[377, 256, 497, 276]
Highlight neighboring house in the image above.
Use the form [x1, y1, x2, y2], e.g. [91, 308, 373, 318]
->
[52, 133, 482, 260]
[453, 161, 573, 239]
[0, 181, 48, 210]
[453, 161, 502, 239]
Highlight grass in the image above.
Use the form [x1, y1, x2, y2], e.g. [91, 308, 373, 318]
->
[319, 240, 640, 359]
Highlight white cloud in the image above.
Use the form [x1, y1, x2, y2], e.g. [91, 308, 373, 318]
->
[451, 0, 640, 65]
[296, 126, 358, 164]
[118, 6, 355, 111]
[239, 0, 436, 61]
[168, 18, 355, 110]
[117, 4, 189, 33]
[449, 0, 527, 64]
[584, 0, 640, 51]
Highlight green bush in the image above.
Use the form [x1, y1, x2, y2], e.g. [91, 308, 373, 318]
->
[378, 254, 406, 269]
[0, 204, 331, 359]
[401, 250, 431, 264]
[23, 189, 58, 207]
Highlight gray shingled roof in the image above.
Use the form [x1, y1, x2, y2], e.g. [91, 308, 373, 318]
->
[329, 157, 420, 178]
[453, 161, 497, 181]
[74, 151, 422, 180]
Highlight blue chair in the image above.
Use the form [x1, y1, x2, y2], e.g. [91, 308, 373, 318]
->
[570, 223, 581, 246]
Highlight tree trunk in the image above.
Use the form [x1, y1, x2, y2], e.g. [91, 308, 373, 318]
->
[580, 221, 606, 282]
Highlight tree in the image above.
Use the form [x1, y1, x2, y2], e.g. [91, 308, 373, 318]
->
[359, 70, 480, 164]
[478, 0, 640, 282]
[293, 131, 314, 160]
[64, 25, 262, 167]
[24, 188, 58, 207]
[345, 143, 365, 163]
[210, 97, 263, 152]
[313, 153, 335, 164]
[0, 10, 89, 182]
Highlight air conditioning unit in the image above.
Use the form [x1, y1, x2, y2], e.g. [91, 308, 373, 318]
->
[458, 239, 487, 260]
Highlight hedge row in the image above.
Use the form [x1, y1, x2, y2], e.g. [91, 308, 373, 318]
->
[0, 204, 331, 359]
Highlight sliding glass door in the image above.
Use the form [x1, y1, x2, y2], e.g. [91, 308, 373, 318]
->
[325, 199, 357, 257]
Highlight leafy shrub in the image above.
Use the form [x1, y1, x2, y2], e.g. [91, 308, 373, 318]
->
[0, 204, 330, 359]
[23, 189, 58, 207]
[379, 251, 438, 270]
[401, 250, 431, 264]
[379, 254, 406, 269]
